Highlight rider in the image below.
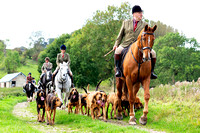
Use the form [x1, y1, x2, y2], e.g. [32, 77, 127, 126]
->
[52, 44, 74, 87]
[40, 57, 53, 82]
[113, 5, 157, 79]
[23, 72, 36, 92]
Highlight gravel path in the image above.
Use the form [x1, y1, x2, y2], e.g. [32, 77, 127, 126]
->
[13, 102, 74, 133]
[13, 102, 165, 133]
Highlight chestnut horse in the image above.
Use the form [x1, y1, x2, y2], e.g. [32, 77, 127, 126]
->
[116, 24, 157, 125]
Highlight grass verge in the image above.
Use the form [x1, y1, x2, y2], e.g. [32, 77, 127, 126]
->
[0, 96, 41, 133]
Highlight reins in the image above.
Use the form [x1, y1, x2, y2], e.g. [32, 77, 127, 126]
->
[130, 32, 154, 82]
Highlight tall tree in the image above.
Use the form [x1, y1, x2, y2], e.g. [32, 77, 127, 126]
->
[4, 50, 21, 73]
[26, 31, 47, 61]
[152, 32, 200, 85]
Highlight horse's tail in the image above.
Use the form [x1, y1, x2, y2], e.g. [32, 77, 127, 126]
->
[81, 87, 88, 94]
[95, 79, 103, 91]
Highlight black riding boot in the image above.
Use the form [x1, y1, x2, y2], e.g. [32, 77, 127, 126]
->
[115, 54, 122, 77]
[52, 74, 55, 88]
[69, 74, 74, 88]
[151, 58, 157, 79]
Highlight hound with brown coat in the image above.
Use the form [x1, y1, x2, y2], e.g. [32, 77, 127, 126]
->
[45, 93, 62, 125]
[68, 88, 79, 114]
[86, 91, 102, 120]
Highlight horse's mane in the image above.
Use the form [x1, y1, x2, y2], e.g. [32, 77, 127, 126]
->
[136, 29, 144, 42]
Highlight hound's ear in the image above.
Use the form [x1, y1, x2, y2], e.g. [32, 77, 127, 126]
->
[37, 91, 39, 98]
[77, 90, 79, 98]
[68, 91, 72, 100]
[144, 24, 148, 31]
[152, 25, 157, 32]
[51, 98, 55, 110]
[92, 93, 97, 103]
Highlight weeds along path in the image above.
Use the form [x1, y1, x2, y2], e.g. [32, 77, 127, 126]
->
[13, 102, 165, 133]
[13, 102, 76, 133]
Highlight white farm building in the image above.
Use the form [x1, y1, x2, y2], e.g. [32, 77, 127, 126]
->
[0, 72, 26, 88]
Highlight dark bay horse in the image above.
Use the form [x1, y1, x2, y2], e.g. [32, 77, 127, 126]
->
[25, 82, 35, 102]
[40, 69, 52, 95]
[116, 24, 157, 125]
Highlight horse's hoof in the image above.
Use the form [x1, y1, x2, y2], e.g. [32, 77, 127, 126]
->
[139, 117, 147, 125]
[117, 115, 123, 120]
[49, 121, 53, 125]
[42, 119, 45, 122]
[129, 116, 137, 125]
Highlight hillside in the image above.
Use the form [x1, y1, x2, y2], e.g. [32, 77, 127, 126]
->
[0, 59, 40, 82]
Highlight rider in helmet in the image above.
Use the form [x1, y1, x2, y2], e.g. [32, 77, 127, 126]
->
[40, 57, 53, 82]
[113, 5, 157, 79]
[52, 44, 74, 87]
[23, 72, 36, 92]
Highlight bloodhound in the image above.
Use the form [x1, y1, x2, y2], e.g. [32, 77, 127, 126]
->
[36, 89, 46, 122]
[68, 88, 79, 114]
[45, 93, 62, 125]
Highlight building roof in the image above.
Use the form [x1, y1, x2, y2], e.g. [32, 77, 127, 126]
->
[0, 72, 26, 83]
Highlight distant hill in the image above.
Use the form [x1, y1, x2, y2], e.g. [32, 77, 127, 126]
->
[0, 59, 40, 82]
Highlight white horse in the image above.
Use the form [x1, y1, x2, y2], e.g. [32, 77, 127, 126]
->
[55, 62, 71, 109]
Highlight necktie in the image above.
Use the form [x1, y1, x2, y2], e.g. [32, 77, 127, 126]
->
[134, 21, 138, 32]
[62, 54, 64, 58]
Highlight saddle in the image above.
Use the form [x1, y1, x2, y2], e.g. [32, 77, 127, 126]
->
[119, 44, 153, 77]
[119, 46, 131, 77]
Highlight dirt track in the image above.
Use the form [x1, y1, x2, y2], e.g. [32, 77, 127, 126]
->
[13, 102, 165, 133]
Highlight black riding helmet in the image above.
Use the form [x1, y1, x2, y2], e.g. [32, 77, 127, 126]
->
[60, 44, 66, 50]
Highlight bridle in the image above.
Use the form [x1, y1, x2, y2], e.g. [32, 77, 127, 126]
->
[131, 31, 154, 64]
[140, 32, 154, 52]
[130, 31, 155, 82]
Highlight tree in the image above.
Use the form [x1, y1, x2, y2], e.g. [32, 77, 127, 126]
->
[152, 32, 200, 85]
[4, 50, 21, 73]
[0, 40, 6, 69]
[37, 33, 71, 73]
[27, 31, 47, 61]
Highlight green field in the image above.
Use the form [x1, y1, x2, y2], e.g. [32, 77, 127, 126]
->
[0, 59, 40, 81]
[0, 80, 200, 133]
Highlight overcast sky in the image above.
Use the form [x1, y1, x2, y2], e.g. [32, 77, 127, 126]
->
[0, 0, 199, 49]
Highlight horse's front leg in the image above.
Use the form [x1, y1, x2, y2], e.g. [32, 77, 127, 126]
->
[63, 91, 69, 110]
[139, 79, 150, 125]
[126, 77, 140, 125]
[116, 77, 123, 120]
[56, 86, 63, 104]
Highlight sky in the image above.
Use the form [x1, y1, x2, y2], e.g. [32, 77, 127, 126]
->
[0, 0, 199, 49]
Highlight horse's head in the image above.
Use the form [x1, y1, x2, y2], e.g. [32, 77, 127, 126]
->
[138, 24, 157, 62]
[59, 62, 69, 81]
